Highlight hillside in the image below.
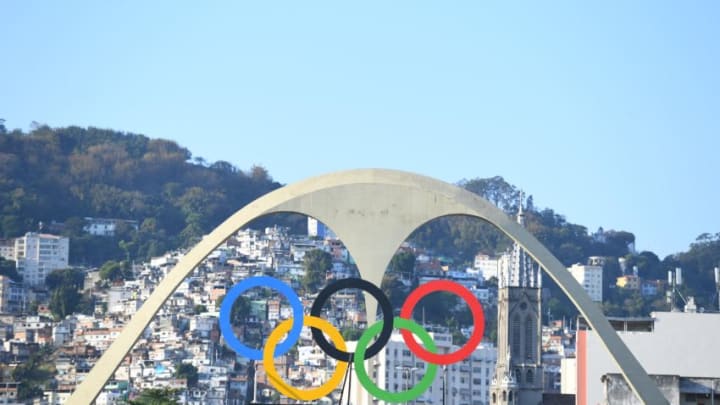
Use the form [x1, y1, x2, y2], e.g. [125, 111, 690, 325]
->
[0, 125, 298, 265]
[1, 124, 719, 315]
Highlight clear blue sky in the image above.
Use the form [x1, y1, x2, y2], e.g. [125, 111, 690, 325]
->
[2, 2, 719, 258]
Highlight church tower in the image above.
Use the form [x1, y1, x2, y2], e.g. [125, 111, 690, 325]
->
[490, 195, 544, 405]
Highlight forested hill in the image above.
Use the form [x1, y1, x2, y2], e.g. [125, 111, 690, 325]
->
[410, 176, 720, 315]
[0, 125, 290, 264]
[1, 124, 719, 313]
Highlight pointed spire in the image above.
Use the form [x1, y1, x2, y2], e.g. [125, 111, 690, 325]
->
[516, 191, 525, 226]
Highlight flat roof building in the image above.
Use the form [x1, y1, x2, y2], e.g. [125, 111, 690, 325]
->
[564, 311, 720, 405]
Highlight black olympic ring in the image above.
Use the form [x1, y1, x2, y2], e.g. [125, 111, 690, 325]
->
[309, 277, 394, 362]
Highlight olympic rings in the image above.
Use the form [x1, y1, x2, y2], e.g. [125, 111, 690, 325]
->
[310, 277, 394, 362]
[264, 316, 348, 401]
[354, 317, 438, 403]
[219, 276, 485, 401]
[400, 279, 485, 365]
[219, 276, 304, 360]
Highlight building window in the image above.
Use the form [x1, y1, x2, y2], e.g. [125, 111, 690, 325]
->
[526, 369, 534, 384]
[512, 315, 521, 357]
[524, 315, 534, 361]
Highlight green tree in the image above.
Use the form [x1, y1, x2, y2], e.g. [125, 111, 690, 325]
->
[0, 257, 20, 282]
[46, 268, 84, 290]
[61, 216, 86, 238]
[407, 291, 459, 325]
[49, 285, 81, 319]
[99, 260, 130, 281]
[28, 300, 39, 315]
[602, 257, 622, 299]
[388, 251, 415, 275]
[217, 294, 251, 324]
[129, 388, 179, 405]
[46, 268, 85, 319]
[597, 230, 636, 257]
[174, 363, 199, 387]
[459, 176, 522, 212]
[341, 327, 363, 341]
[12, 345, 54, 400]
[380, 272, 409, 310]
[302, 249, 332, 292]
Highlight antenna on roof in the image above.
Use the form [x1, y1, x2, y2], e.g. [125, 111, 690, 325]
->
[667, 268, 687, 311]
[715, 267, 720, 312]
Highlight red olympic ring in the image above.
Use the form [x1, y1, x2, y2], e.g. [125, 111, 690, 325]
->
[399, 279, 485, 365]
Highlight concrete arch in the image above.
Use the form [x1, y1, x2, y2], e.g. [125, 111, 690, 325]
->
[69, 169, 666, 404]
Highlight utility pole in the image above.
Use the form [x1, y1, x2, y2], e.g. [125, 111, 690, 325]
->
[715, 267, 720, 312]
[442, 365, 447, 405]
[251, 360, 258, 404]
[396, 365, 418, 404]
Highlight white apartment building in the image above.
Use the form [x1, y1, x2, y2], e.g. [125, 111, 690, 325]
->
[345, 331, 497, 405]
[0, 240, 14, 261]
[83, 217, 138, 236]
[10, 233, 69, 287]
[567, 263, 603, 302]
[473, 254, 500, 281]
[307, 217, 335, 239]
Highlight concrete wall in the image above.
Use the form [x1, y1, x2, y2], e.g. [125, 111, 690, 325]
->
[581, 312, 720, 404]
[603, 374, 680, 405]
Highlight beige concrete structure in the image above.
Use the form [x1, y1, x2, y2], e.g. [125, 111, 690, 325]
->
[68, 169, 665, 404]
[572, 311, 720, 404]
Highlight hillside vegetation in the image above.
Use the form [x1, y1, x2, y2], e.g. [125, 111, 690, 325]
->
[0, 124, 291, 264]
[1, 123, 719, 315]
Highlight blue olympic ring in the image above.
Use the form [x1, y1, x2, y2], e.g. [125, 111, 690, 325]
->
[219, 276, 304, 360]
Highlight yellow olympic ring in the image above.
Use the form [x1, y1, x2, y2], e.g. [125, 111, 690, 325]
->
[263, 315, 349, 401]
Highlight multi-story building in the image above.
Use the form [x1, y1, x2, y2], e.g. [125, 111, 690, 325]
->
[567, 263, 603, 302]
[0, 382, 20, 405]
[346, 331, 497, 405]
[564, 311, 720, 404]
[11, 233, 69, 287]
[0, 240, 14, 261]
[616, 274, 640, 290]
[83, 217, 138, 237]
[474, 254, 500, 281]
[0, 275, 26, 314]
[640, 279, 664, 297]
[307, 217, 335, 239]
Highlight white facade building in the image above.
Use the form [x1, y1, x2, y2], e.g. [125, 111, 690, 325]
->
[474, 254, 500, 281]
[0, 240, 14, 261]
[567, 264, 603, 303]
[83, 217, 138, 236]
[307, 217, 335, 239]
[12, 233, 69, 287]
[345, 331, 497, 405]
